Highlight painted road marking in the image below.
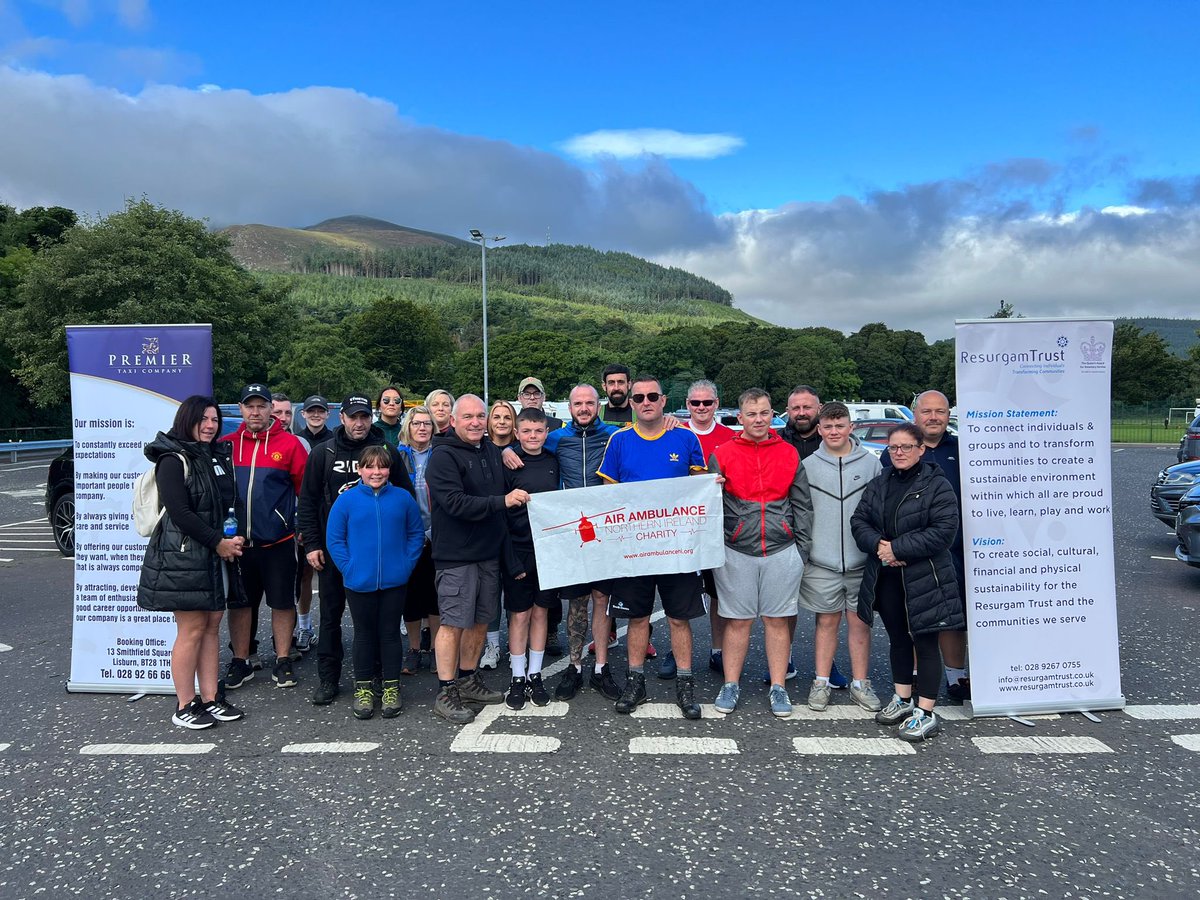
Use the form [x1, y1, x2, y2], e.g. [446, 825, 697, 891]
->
[0, 743, 10, 752]
[80, 743, 216, 755]
[281, 742, 381, 754]
[972, 736, 1113, 754]
[451, 701, 567, 753]
[630, 702, 719, 719]
[793, 737, 915, 756]
[0, 643, 12, 652]
[0, 518, 48, 526]
[630, 737, 739, 754]
[1124, 704, 1200, 720]
[1170, 735, 1200, 752]
[1150, 555, 1179, 561]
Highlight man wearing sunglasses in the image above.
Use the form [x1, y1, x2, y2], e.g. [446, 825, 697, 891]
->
[597, 376, 708, 719]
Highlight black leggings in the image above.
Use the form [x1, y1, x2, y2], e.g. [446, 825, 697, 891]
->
[874, 568, 943, 701]
[346, 586, 407, 681]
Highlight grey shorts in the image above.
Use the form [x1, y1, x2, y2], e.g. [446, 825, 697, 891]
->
[713, 548, 802, 619]
[435, 560, 501, 629]
[798, 563, 863, 614]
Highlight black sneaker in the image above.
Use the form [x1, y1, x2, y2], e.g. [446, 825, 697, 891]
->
[554, 666, 583, 701]
[272, 657, 298, 688]
[590, 664, 622, 701]
[312, 679, 339, 705]
[615, 671, 647, 714]
[505, 677, 528, 710]
[172, 698, 216, 730]
[223, 657, 254, 690]
[676, 674, 701, 720]
[527, 673, 550, 707]
[203, 697, 245, 722]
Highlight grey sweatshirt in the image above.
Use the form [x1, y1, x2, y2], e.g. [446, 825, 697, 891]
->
[801, 440, 881, 573]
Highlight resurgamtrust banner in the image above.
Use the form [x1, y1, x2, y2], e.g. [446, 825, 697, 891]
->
[66, 324, 212, 694]
[955, 317, 1123, 717]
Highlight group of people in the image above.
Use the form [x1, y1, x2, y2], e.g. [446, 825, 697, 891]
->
[137, 367, 968, 743]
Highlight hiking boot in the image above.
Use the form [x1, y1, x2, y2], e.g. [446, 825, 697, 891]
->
[676, 674, 701, 719]
[807, 679, 832, 712]
[876, 694, 915, 725]
[203, 697, 244, 722]
[769, 685, 793, 718]
[527, 673, 550, 707]
[272, 657, 298, 688]
[172, 698, 216, 730]
[614, 671, 647, 713]
[311, 679, 339, 705]
[898, 709, 941, 742]
[434, 683, 476, 724]
[506, 677, 528, 710]
[849, 679, 882, 712]
[352, 681, 375, 720]
[479, 642, 501, 670]
[457, 671, 504, 705]
[713, 682, 740, 715]
[554, 666, 583, 701]
[380, 680, 403, 718]
[589, 663, 621, 701]
[658, 650, 677, 680]
[402, 648, 421, 676]
[223, 657, 254, 690]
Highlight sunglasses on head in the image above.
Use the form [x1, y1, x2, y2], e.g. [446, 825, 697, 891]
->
[631, 392, 662, 404]
[688, 399, 716, 407]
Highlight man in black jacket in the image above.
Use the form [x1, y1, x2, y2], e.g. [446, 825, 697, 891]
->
[297, 393, 414, 705]
[427, 393, 529, 724]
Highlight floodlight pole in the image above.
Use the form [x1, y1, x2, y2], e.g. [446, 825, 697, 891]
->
[469, 230, 505, 405]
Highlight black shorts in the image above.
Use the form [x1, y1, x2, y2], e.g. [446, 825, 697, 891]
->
[233, 540, 297, 611]
[608, 572, 706, 621]
[702, 569, 718, 600]
[558, 578, 613, 601]
[403, 542, 439, 622]
[504, 551, 560, 613]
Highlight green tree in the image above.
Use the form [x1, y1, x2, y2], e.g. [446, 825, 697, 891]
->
[270, 321, 380, 400]
[345, 294, 454, 394]
[1111, 323, 1185, 404]
[4, 199, 297, 405]
[844, 322, 932, 401]
[451, 330, 611, 400]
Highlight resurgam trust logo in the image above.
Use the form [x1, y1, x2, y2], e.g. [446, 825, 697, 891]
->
[107, 335, 194, 375]
[959, 338, 1067, 370]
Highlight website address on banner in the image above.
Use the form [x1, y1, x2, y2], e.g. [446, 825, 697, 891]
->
[623, 548, 695, 560]
[997, 672, 1096, 692]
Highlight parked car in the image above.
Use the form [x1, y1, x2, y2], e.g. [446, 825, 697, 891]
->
[850, 418, 907, 458]
[1149, 460, 1200, 527]
[1181, 414, 1200, 463]
[1174, 481, 1200, 567]
[46, 411, 244, 556]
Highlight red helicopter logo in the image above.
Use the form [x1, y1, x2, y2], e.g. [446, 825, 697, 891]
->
[542, 508, 625, 547]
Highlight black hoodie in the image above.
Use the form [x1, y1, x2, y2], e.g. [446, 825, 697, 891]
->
[426, 430, 518, 571]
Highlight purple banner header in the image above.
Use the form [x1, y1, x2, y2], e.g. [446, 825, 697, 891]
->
[66, 324, 213, 401]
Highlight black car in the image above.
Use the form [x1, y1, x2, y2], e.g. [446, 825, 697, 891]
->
[1182, 414, 1200, 463]
[1149, 459, 1200, 527]
[1174, 481, 1200, 567]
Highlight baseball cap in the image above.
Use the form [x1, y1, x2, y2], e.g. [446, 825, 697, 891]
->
[240, 383, 271, 403]
[518, 377, 545, 395]
[341, 393, 372, 416]
[302, 394, 329, 411]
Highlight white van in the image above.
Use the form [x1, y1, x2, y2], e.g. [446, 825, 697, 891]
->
[837, 401, 914, 422]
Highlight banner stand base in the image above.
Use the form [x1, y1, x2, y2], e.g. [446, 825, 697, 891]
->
[67, 681, 174, 696]
[967, 696, 1126, 719]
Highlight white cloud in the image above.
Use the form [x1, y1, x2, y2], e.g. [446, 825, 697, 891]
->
[561, 128, 745, 160]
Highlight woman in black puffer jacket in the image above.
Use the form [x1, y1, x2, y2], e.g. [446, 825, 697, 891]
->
[138, 396, 246, 730]
[852, 422, 962, 743]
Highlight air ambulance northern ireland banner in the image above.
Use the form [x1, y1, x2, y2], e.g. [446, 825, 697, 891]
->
[66, 324, 213, 694]
[955, 317, 1123, 717]
[527, 474, 724, 590]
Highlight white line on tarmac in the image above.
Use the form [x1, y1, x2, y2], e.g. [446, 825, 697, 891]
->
[0, 643, 12, 652]
[0, 559, 11, 563]
[1124, 704, 1200, 720]
[80, 743, 216, 755]
[0, 743, 10, 751]
[1150, 556, 1179, 561]
[629, 736, 739, 755]
[0, 518, 46, 527]
[793, 737, 916, 756]
[451, 699, 567, 753]
[281, 742, 380, 754]
[0, 547, 60, 552]
[629, 702, 720, 719]
[1170, 735, 1200, 752]
[972, 736, 1113, 754]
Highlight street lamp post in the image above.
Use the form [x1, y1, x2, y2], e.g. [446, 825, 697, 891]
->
[469, 229, 505, 405]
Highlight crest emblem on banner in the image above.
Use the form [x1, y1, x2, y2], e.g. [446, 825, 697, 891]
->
[142, 336, 160, 355]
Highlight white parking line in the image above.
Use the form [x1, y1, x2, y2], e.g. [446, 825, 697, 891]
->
[0, 743, 10, 752]
[1124, 704, 1200, 720]
[281, 742, 380, 754]
[972, 736, 1113, 754]
[0, 518, 47, 527]
[793, 737, 915, 756]
[629, 702, 719, 719]
[1170, 735, 1200, 752]
[1150, 556, 1179, 561]
[0, 643, 12, 652]
[80, 743, 216, 755]
[630, 737, 739, 754]
[451, 701, 567, 753]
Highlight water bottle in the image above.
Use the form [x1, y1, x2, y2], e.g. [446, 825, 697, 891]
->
[223, 507, 238, 538]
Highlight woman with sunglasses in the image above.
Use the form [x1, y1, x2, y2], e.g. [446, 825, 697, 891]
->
[376, 386, 405, 446]
[850, 422, 963, 742]
[399, 405, 440, 674]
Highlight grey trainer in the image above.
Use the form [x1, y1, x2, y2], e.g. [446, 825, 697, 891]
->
[807, 678, 832, 711]
[875, 693, 915, 725]
[898, 709, 941, 742]
[457, 671, 504, 705]
[849, 678, 882, 712]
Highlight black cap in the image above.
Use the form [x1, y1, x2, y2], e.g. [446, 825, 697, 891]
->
[302, 394, 329, 411]
[341, 393, 372, 416]
[240, 383, 271, 403]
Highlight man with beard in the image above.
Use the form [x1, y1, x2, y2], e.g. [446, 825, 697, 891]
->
[298, 393, 415, 705]
[600, 364, 634, 425]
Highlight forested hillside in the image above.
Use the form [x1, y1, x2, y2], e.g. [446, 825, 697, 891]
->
[1120, 317, 1200, 358]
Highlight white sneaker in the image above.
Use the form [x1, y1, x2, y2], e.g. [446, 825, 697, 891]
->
[479, 642, 501, 670]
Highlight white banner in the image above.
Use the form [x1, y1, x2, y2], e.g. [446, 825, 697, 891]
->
[527, 475, 725, 590]
[956, 317, 1123, 716]
[67, 324, 213, 694]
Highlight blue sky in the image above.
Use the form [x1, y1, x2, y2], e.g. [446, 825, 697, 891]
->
[2, 1, 1198, 337]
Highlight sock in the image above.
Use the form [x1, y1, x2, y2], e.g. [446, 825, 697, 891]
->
[528, 649, 545, 675]
[458, 668, 475, 679]
[851, 679, 865, 690]
[511, 654, 527, 679]
[573, 663, 583, 673]
[814, 676, 830, 686]
[594, 663, 604, 676]
[711, 649, 722, 658]
[945, 666, 967, 685]
[487, 630, 500, 648]
[438, 678, 456, 689]
[677, 668, 693, 678]
[298, 612, 311, 630]
[630, 665, 644, 675]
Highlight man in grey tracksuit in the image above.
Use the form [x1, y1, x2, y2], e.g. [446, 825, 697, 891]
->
[800, 401, 882, 713]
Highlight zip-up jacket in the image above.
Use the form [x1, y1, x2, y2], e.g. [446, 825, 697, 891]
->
[543, 418, 620, 488]
[802, 440, 881, 573]
[778, 423, 821, 460]
[851, 460, 964, 635]
[325, 481, 425, 593]
[709, 432, 812, 559]
[296, 425, 415, 554]
[219, 419, 307, 547]
[427, 431, 518, 571]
